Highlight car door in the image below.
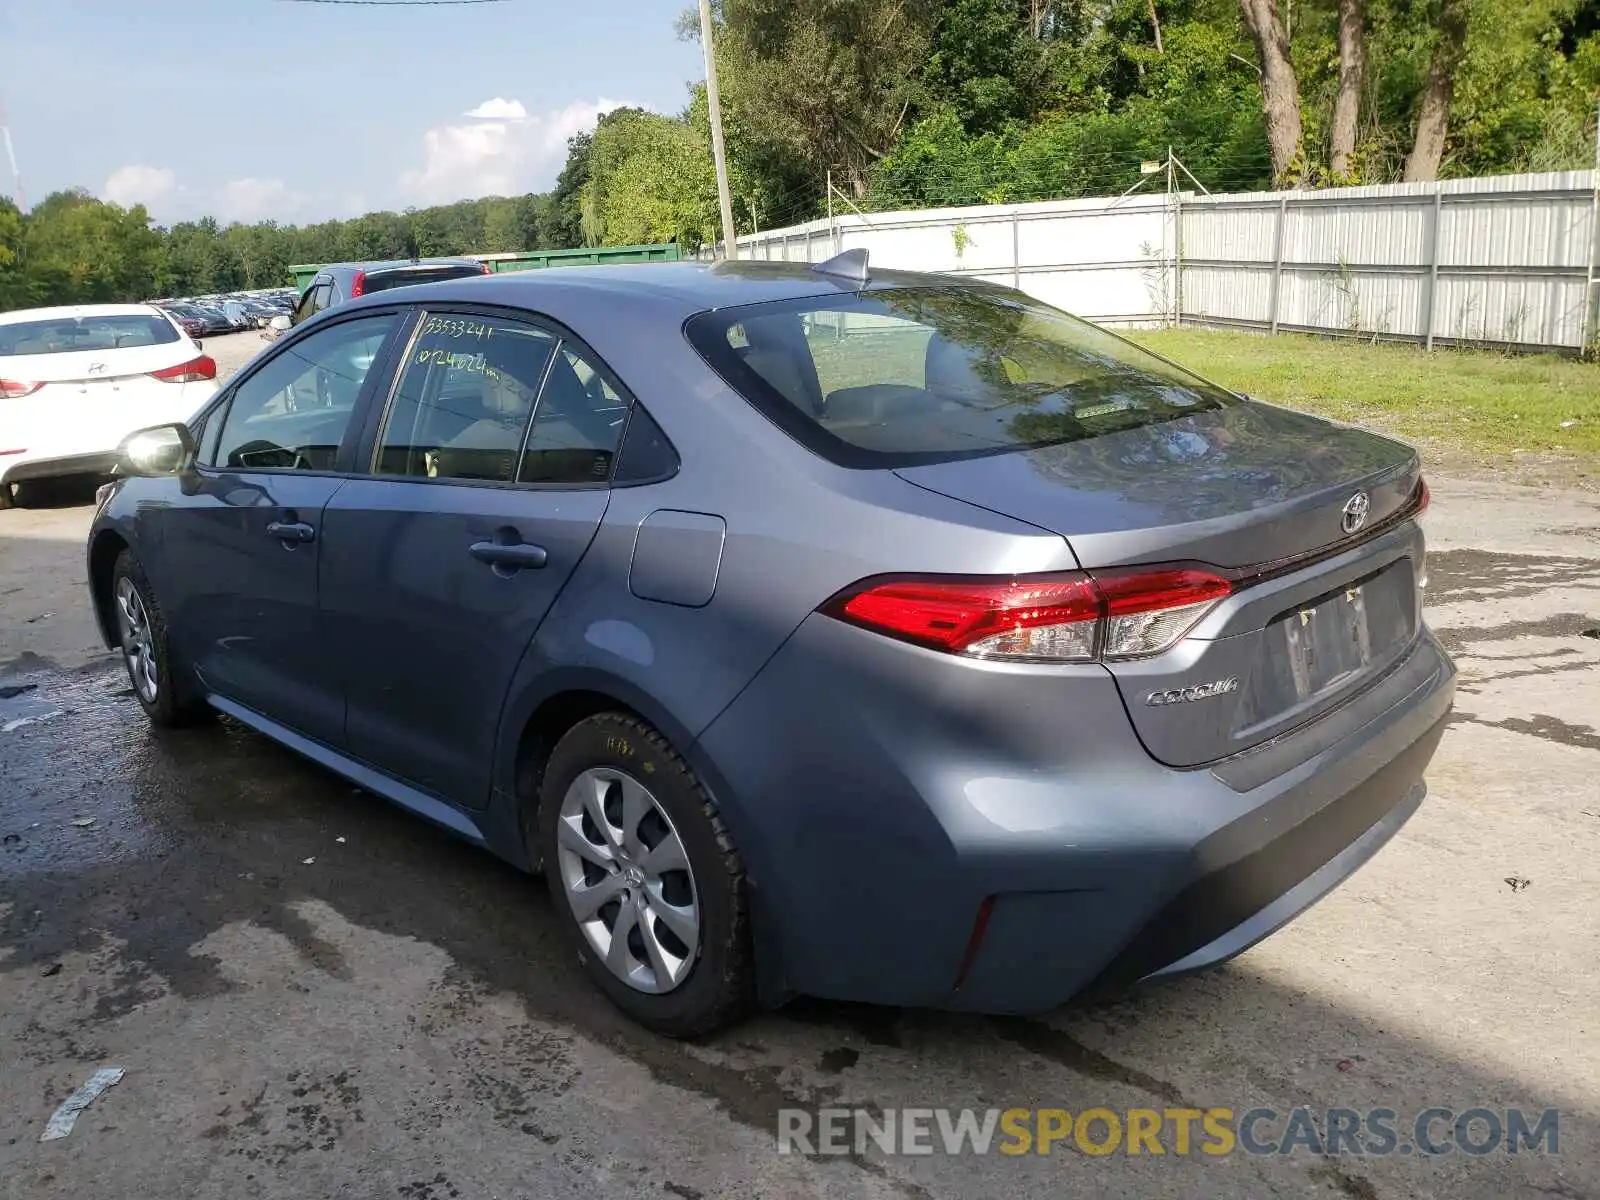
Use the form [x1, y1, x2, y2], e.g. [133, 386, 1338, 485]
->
[319, 308, 625, 807]
[158, 310, 404, 745]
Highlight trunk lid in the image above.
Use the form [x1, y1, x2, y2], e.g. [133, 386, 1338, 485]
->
[896, 401, 1426, 767]
[894, 401, 1420, 571]
[0, 342, 196, 385]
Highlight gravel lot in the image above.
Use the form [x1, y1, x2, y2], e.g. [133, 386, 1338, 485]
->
[0, 353, 1596, 1198]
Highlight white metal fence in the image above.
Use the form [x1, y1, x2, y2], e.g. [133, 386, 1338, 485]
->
[716, 170, 1600, 353]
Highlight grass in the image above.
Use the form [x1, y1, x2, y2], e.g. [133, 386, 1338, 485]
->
[1125, 328, 1600, 458]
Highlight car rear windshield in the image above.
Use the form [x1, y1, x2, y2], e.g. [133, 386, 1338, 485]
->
[365, 265, 485, 293]
[683, 287, 1235, 467]
[0, 314, 180, 357]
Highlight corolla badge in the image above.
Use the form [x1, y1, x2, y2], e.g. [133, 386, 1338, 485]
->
[1341, 491, 1371, 535]
[1145, 677, 1239, 706]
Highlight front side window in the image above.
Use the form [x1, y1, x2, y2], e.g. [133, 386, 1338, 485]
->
[208, 314, 396, 471]
[685, 287, 1234, 468]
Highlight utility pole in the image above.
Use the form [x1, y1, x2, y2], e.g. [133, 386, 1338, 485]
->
[698, 0, 738, 261]
[1585, 96, 1600, 354]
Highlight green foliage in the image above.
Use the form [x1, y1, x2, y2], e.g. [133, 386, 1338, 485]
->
[4, 0, 1595, 307]
[0, 186, 590, 311]
[584, 108, 722, 249]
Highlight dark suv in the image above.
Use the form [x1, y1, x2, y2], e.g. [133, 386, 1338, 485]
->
[290, 257, 491, 326]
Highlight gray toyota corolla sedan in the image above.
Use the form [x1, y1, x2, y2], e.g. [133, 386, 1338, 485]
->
[86, 254, 1455, 1036]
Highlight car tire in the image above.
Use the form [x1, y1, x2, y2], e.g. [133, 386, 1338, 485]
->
[0, 482, 12, 510]
[110, 549, 211, 728]
[536, 712, 754, 1038]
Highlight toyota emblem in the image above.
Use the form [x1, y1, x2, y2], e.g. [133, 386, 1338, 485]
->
[1341, 491, 1371, 535]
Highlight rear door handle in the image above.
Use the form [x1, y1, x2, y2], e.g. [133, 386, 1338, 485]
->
[266, 521, 315, 543]
[469, 541, 548, 570]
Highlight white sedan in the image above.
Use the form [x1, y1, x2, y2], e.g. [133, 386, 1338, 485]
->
[0, 304, 217, 508]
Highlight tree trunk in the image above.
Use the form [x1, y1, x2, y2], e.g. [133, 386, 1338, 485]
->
[1403, 0, 1469, 182]
[1148, 0, 1164, 52]
[1330, 0, 1364, 178]
[1238, 0, 1303, 186]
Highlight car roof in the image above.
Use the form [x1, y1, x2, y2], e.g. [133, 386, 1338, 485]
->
[0, 302, 163, 326]
[338, 259, 984, 322]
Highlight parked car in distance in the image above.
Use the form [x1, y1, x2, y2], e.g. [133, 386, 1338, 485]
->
[160, 307, 209, 340]
[86, 257, 1454, 1036]
[0, 303, 217, 508]
[290, 257, 491, 325]
[161, 302, 232, 338]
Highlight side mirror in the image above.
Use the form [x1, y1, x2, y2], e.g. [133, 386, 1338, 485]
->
[117, 423, 196, 477]
[268, 315, 292, 331]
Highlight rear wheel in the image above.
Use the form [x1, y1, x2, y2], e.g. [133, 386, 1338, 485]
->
[0, 482, 13, 511]
[110, 550, 210, 728]
[537, 713, 754, 1037]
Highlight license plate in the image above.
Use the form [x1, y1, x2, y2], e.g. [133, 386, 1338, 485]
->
[1282, 585, 1373, 700]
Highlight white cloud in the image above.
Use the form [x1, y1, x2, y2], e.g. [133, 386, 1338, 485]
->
[464, 97, 528, 121]
[102, 165, 177, 209]
[399, 97, 630, 206]
[214, 177, 302, 224]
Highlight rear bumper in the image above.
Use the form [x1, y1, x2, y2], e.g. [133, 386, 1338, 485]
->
[0, 451, 120, 486]
[695, 614, 1455, 1013]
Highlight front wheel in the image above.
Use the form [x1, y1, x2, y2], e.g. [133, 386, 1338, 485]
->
[537, 713, 754, 1038]
[110, 550, 211, 728]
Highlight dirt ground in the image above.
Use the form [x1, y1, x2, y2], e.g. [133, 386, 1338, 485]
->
[0, 354, 1596, 1198]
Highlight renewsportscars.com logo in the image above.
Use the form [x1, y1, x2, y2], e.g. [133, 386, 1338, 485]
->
[776, 1106, 1561, 1158]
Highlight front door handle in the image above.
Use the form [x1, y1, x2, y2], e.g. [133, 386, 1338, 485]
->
[266, 520, 315, 543]
[470, 540, 548, 571]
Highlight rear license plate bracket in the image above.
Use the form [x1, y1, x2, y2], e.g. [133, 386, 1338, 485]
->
[1282, 584, 1373, 700]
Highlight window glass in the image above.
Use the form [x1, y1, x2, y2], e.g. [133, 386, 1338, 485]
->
[685, 288, 1233, 468]
[208, 314, 395, 471]
[374, 313, 557, 483]
[518, 344, 629, 484]
[0, 314, 180, 355]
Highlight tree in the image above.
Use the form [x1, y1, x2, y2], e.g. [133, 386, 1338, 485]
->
[544, 131, 596, 248]
[1330, 0, 1365, 178]
[582, 108, 721, 249]
[715, 0, 938, 196]
[923, 0, 1042, 134]
[1236, 0, 1303, 185]
[1404, 0, 1470, 180]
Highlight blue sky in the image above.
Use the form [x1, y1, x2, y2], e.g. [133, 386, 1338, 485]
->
[0, 0, 705, 225]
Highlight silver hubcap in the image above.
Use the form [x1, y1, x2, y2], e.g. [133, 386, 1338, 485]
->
[556, 767, 700, 994]
[114, 576, 159, 704]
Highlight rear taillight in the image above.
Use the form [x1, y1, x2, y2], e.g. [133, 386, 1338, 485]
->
[349, 270, 367, 298]
[1095, 568, 1233, 658]
[823, 567, 1232, 662]
[149, 354, 217, 384]
[1416, 476, 1430, 519]
[0, 379, 42, 399]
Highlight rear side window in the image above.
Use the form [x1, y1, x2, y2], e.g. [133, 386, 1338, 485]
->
[372, 312, 629, 486]
[684, 288, 1234, 468]
[0, 314, 179, 355]
[374, 313, 558, 482]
